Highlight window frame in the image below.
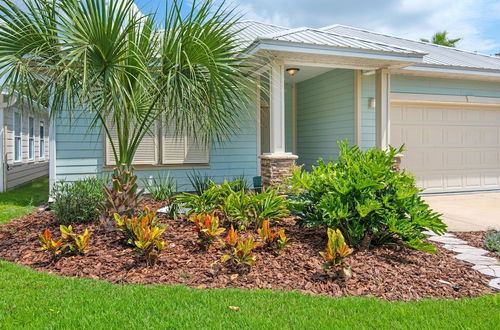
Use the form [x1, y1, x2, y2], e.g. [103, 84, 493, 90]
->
[39, 121, 45, 159]
[28, 116, 35, 161]
[13, 110, 22, 163]
[104, 119, 210, 168]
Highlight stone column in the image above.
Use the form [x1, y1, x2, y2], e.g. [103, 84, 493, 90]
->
[259, 154, 298, 187]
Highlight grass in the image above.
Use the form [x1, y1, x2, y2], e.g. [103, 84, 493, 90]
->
[0, 177, 49, 224]
[0, 177, 499, 329]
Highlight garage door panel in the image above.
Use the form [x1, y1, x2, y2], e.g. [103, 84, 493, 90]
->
[391, 103, 500, 193]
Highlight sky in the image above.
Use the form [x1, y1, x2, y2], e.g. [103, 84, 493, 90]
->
[134, 0, 500, 56]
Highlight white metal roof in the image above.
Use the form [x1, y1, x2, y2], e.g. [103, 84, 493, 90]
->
[233, 21, 500, 74]
[321, 24, 500, 71]
[255, 27, 425, 55]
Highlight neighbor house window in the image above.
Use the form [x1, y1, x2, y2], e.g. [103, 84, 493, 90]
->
[28, 117, 34, 160]
[105, 119, 209, 166]
[39, 121, 45, 159]
[13, 111, 22, 162]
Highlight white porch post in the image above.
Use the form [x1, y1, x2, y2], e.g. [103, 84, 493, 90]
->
[259, 60, 297, 187]
[375, 68, 390, 149]
[269, 60, 286, 154]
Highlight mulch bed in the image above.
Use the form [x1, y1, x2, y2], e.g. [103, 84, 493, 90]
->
[452, 231, 499, 260]
[0, 199, 494, 301]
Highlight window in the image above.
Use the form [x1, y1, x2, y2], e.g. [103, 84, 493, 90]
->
[105, 120, 209, 166]
[13, 111, 22, 162]
[39, 121, 45, 159]
[28, 117, 34, 160]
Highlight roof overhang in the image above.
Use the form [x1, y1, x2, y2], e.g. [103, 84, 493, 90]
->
[393, 64, 500, 82]
[246, 39, 425, 70]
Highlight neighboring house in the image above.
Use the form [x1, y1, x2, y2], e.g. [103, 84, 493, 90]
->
[0, 92, 49, 192]
[51, 21, 500, 194]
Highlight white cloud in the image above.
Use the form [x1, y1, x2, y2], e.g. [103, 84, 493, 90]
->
[234, 0, 500, 53]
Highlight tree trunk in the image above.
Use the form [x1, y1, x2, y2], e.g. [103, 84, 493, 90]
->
[359, 230, 373, 251]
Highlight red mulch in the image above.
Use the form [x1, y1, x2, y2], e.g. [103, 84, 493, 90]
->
[452, 231, 499, 260]
[0, 200, 494, 301]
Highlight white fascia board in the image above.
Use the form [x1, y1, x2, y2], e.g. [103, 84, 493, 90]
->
[402, 64, 500, 78]
[248, 40, 425, 63]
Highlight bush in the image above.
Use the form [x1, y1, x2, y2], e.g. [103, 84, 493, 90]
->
[290, 141, 446, 252]
[187, 171, 214, 195]
[52, 177, 106, 224]
[484, 230, 500, 255]
[142, 173, 177, 201]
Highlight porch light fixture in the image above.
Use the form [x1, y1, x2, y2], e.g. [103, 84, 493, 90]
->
[286, 68, 300, 76]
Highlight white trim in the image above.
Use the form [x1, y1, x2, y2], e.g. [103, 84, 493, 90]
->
[354, 70, 362, 146]
[248, 40, 425, 64]
[375, 69, 390, 149]
[39, 120, 45, 159]
[12, 109, 22, 163]
[390, 93, 500, 106]
[0, 108, 4, 192]
[400, 65, 500, 79]
[283, 59, 377, 71]
[269, 60, 286, 154]
[291, 82, 297, 154]
[28, 116, 34, 161]
[256, 75, 261, 175]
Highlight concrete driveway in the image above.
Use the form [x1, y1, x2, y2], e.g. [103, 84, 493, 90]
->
[423, 192, 500, 232]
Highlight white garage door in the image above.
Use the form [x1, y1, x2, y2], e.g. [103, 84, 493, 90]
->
[391, 102, 500, 193]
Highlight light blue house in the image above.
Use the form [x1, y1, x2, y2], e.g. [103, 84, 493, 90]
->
[51, 21, 500, 194]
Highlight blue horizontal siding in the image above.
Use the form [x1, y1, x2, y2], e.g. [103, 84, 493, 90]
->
[55, 105, 258, 191]
[296, 69, 355, 169]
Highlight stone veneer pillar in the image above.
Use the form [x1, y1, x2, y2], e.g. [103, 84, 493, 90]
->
[259, 154, 299, 187]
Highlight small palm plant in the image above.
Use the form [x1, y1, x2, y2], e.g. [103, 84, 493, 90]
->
[0, 0, 253, 223]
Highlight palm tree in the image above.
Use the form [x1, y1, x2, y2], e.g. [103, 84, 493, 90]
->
[420, 31, 462, 47]
[0, 0, 252, 218]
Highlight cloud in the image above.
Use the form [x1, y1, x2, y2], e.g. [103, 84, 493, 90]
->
[234, 0, 500, 54]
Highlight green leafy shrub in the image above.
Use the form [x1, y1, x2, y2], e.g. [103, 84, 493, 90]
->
[142, 173, 177, 201]
[247, 188, 289, 229]
[187, 171, 214, 195]
[290, 141, 446, 252]
[320, 228, 353, 278]
[484, 230, 500, 255]
[113, 207, 166, 267]
[52, 177, 106, 224]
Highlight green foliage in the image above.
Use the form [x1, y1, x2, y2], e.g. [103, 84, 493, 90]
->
[221, 236, 259, 273]
[38, 229, 63, 256]
[101, 164, 143, 226]
[420, 31, 461, 47]
[38, 226, 91, 256]
[230, 175, 249, 192]
[0, 0, 253, 168]
[484, 230, 500, 255]
[189, 213, 225, 249]
[257, 220, 290, 253]
[176, 185, 222, 215]
[59, 225, 91, 255]
[52, 177, 106, 224]
[290, 141, 446, 252]
[248, 188, 290, 229]
[319, 228, 353, 278]
[188, 171, 215, 195]
[142, 174, 177, 201]
[113, 207, 165, 266]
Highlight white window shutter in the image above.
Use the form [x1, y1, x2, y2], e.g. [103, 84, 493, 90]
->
[162, 121, 186, 164]
[105, 123, 158, 166]
[185, 136, 209, 164]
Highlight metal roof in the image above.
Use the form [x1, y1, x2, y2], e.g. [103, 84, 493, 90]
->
[321, 25, 500, 71]
[255, 27, 425, 55]
[231, 21, 288, 49]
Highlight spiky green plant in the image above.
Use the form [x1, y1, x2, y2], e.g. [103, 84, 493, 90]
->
[0, 0, 253, 220]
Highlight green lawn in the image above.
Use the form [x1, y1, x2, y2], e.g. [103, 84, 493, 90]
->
[0, 177, 49, 224]
[0, 178, 499, 329]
